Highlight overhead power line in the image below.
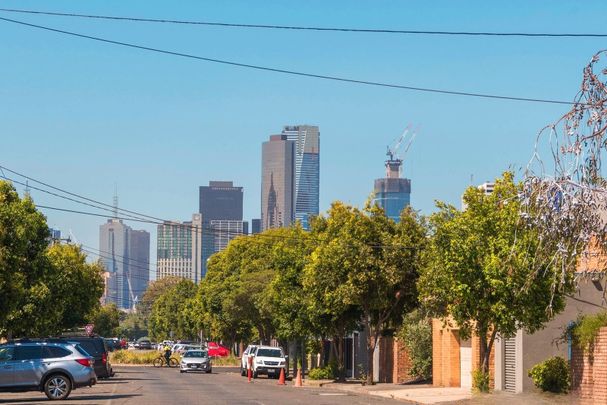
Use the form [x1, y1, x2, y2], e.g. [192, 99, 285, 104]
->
[1, 8, 606, 38]
[0, 16, 581, 106]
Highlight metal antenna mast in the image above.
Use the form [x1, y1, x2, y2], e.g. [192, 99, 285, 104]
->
[113, 183, 118, 219]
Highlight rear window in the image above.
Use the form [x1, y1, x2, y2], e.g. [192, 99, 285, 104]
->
[74, 344, 92, 357]
[65, 338, 105, 356]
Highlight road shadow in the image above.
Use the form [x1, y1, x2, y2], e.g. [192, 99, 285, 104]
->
[0, 393, 142, 403]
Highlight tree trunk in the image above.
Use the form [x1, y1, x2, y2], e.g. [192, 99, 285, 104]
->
[335, 336, 346, 382]
[479, 328, 498, 374]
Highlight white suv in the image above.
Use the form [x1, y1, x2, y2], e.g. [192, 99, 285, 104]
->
[251, 346, 287, 379]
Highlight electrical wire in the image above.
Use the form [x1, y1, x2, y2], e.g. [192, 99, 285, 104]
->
[0, 16, 583, 106]
[1, 8, 606, 38]
[1, 165, 417, 249]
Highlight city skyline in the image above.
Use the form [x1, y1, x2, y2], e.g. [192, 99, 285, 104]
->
[4, 1, 606, 281]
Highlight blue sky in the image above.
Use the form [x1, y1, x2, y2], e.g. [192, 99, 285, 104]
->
[2, 1, 606, 274]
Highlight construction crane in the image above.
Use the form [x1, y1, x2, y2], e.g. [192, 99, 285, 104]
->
[386, 125, 417, 178]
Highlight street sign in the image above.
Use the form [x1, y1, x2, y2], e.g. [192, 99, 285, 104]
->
[85, 324, 94, 335]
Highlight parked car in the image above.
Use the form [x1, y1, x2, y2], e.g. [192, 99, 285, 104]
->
[240, 344, 257, 376]
[157, 340, 174, 351]
[59, 336, 113, 379]
[0, 340, 96, 400]
[135, 338, 153, 350]
[251, 345, 287, 379]
[179, 350, 212, 374]
[173, 344, 203, 356]
[207, 342, 230, 358]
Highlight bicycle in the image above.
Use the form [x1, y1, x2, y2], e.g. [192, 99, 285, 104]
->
[153, 355, 179, 368]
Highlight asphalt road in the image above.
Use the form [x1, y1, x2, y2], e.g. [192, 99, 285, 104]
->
[0, 366, 404, 404]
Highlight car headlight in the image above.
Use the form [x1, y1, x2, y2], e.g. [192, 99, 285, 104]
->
[256, 359, 263, 364]
[279, 361, 285, 365]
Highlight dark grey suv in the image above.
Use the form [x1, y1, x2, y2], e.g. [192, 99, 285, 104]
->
[0, 341, 96, 400]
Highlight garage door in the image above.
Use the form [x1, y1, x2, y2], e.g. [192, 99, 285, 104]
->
[460, 341, 472, 389]
[504, 337, 516, 392]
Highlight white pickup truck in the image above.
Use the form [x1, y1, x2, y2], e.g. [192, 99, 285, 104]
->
[251, 345, 287, 379]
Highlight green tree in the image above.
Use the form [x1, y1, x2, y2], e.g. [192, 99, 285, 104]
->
[90, 304, 121, 337]
[149, 279, 198, 341]
[198, 234, 276, 347]
[139, 276, 181, 317]
[0, 180, 53, 338]
[419, 172, 575, 387]
[46, 244, 105, 332]
[116, 312, 148, 340]
[304, 202, 426, 384]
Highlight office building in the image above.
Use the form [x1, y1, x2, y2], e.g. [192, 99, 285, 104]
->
[199, 181, 243, 221]
[373, 151, 411, 222]
[156, 214, 203, 283]
[199, 181, 246, 277]
[251, 219, 261, 234]
[282, 125, 320, 230]
[261, 134, 295, 230]
[99, 219, 150, 310]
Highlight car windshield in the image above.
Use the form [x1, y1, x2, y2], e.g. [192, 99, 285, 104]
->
[184, 351, 208, 358]
[256, 348, 282, 358]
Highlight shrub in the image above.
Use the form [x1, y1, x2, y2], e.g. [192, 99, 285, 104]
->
[397, 309, 432, 380]
[211, 355, 240, 366]
[109, 350, 159, 364]
[308, 362, 337, 380]
[472, 369, 490, 393]
[528, 356, 570, 393]
[572, 311, 607, 352]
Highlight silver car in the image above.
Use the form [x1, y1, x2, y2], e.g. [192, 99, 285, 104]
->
[0, 341, 97, 400]
[179, 350, 212, 374]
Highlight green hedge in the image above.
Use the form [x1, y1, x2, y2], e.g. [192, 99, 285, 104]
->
[528, 356, 570, 393]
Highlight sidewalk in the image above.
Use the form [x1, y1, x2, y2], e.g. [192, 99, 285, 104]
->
[309, 380, 576, 405]
[309, 380, 471, 404]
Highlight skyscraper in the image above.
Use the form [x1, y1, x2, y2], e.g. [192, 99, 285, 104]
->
[261, 134, 295, 230]
[99, 219, 150, 310]
[282, 125, 320, 229]
[251, 219, 261, 234]
[373, 152, 411, 222]
[157, 213, 203, 283]
[199, 181, 243, 221]
[199, 181, 246, 277]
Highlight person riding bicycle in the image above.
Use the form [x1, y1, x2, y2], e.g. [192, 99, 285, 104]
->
[163, 344, 172, 366]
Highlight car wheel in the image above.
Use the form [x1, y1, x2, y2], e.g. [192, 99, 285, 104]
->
[240, 366, 246, 376]
[180, 370, 184, 373]
[253, 371, 258, 379]
[206, 368, 212, 374]
[44, 374, 72, 401]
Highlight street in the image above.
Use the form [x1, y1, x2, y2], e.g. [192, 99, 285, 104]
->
[0, 367, 403, 405]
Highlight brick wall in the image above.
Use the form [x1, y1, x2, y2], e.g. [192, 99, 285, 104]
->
[572, 326, 607, 404]
[392, 337, 414, 383]
[432, 318, 461, 387]
[432, 318, 496, 388]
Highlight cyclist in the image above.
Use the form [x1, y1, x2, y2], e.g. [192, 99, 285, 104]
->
[163, 344, 172, 367]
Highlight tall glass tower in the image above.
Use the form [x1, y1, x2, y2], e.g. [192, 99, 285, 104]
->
[282, 125, 320, 230]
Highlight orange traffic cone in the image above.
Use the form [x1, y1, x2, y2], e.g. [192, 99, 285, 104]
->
[294, 368, 303, 387]
[277, 368, 286, 385]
